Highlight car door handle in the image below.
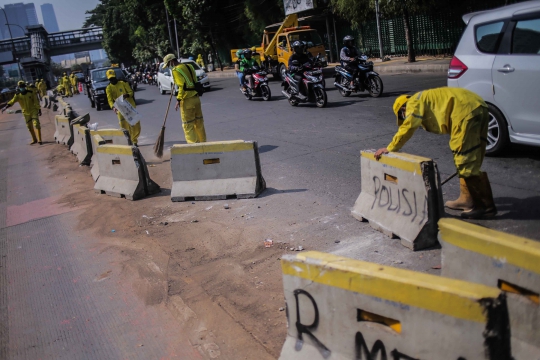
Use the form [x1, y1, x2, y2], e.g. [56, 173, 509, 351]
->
[498, 65, 515, 73]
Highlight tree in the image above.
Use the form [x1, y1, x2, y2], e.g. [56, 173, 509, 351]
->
[71, 64, 82, 71]
[50, 62, 66, 77]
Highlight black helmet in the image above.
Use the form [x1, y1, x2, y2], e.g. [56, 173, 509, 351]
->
[243, 49, 252, 59]
[343, 35, 354, 47]
[292, 40, 303, 54]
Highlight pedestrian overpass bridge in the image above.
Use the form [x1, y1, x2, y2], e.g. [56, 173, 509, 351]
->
[0, 26, 103, 66]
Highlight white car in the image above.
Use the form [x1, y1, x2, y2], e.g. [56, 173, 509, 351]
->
[157, 60, 210, 95]
[448, 1, 540, 155]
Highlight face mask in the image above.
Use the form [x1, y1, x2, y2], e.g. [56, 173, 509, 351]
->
[109, 78, 118, 85]
[18, 87, 27, 94]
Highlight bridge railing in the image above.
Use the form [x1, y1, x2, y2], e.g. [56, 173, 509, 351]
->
[0, 37, 31, 54]
[47, 27, 103, 48]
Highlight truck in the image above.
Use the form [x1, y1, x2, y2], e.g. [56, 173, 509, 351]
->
[231, 14, 328, 80]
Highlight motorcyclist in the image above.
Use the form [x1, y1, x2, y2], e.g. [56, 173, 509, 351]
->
[238, 49, 259, 91]
[288, 40, 312, 98]
[340, 35, 360, 86]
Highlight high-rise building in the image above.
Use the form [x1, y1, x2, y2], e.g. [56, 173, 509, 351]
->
[25, 3, 38, 26]
[40, 3, 59, 33]
[3, 3, 29, 38]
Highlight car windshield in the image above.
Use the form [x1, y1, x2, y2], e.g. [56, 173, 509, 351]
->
[288, 31, 323, 48]
[182, 60, 201, 70]
[92, 68, 125, 82]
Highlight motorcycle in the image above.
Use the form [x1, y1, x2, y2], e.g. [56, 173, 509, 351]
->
[241, 67, 272, 101]
[281, 55, 327, 108]
[334, 55, 383, 98]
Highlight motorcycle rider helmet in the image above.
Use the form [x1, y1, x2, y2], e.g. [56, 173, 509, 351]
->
[243, 49, 253, 60]
[343, 35, 355, 47]
[292, 41, 304, 54]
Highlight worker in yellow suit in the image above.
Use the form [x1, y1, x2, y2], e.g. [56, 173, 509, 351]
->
[105, 69, 140, 146]
[2, 81, 43, 145]
[163, 53, 206, 143]
[70, 73, 79, 94]
[62, 72, 72, 97]
[196, 54, 204, 69]
[375, 87, 495, 220]
[38, 78, 47, 97]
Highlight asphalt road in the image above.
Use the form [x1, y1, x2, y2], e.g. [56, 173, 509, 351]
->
[69, 73, 540, 241]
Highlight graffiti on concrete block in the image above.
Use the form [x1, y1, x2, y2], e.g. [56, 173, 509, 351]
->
[370, 176, 428, 225]
[293, 289, 331, 358]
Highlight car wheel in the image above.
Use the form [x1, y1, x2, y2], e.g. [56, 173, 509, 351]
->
[96, 102, 102, 111]
[159, 84, 165, 95]
[90, 97, 95, 108]
[486, 104, 509, 156]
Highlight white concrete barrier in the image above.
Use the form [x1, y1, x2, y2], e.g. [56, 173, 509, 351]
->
[280, 251, 511, 360]
[91, 134, 105, 182]
[351, 150, 444, 250]
[170, 140, 266, 202]
[72, 125, 92, 166]
[94, 145, 160, 200]
[53, 114, 71, 145]
[439, 218, 540, 360]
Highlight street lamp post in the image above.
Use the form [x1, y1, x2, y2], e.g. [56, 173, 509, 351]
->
[0, 7, 24, 80]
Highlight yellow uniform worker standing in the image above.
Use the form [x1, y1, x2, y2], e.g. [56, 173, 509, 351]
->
[163, 54, 206, 143]
[375, 87, 495, 220]
[38, 78, 47, 97]
[196, 54, 204, 69]
[61, 72, 72, 97]
[2, 81, 43, 145]
[70, 73, 79, 94]
[105, 69, 141, 146]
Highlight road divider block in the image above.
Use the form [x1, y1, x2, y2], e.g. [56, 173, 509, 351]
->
[94, 145, 160, 200]
[439, 218, 540, 360]
[170, 140, 265, 202]
[72, 125, 92, 166]
[70, 124, 82, 155]
[91, 134, 106, 182]
[280, 251, 511, 360]
[53, 114, 71, 145]
[351, 150, 444, 250]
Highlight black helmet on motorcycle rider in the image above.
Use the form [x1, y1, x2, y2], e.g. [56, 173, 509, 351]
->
[243, 49, 253, 60]
[343, 35, 355, 47]
[292, 41, 304, 55]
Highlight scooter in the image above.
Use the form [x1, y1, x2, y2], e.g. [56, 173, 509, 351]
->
[334, 55, 383, 98]
[281, 55, 327, 108]
[241, 67, 272, 101]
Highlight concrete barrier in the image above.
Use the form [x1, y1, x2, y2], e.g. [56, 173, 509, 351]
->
[91, 134, 106, 182]
[351, 150, 444, 251]
[94, 144, 160, 200]
[439, 218, 540, 360]
[53, 114, 71, 145]
[280, 251, 511, 360]
[72, 125, 92, 166]
[70, 124, 82, 155]
[170, 140, 266, 202]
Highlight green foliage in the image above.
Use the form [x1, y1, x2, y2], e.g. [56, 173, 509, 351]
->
[71, 64, 82, 71]
[50, 62, 66, 77]
[102, 59, 112, 67]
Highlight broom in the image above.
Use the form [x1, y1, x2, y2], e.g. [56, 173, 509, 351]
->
[153, 89, 174, 158]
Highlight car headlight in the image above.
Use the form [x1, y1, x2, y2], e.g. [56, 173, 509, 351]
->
[198, 74, 207, 80]
[95, 90, 105, 95]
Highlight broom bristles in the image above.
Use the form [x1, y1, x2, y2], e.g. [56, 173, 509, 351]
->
[153, 126, 165, 158]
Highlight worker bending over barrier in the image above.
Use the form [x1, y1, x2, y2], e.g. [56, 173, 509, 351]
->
[2, 81, 43, 145]
[375, 87, 495, 220]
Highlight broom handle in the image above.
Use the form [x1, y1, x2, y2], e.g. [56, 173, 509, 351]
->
[161, 90, 174, 127]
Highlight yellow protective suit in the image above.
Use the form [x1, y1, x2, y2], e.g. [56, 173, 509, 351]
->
[106, 80, 141, 145]
[7, 89, 41, 141]
[387, 87, 488, 178]
[39, 80, 47, 97]
[62, 76, 72, 96]
[196, 54, 204, 68]
[70, 74, 79, 94]
[172, 63, 206, 143]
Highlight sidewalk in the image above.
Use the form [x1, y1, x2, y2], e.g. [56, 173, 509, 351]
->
[206, 56, 450, 79]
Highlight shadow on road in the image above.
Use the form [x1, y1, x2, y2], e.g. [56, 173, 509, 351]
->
[259, 145, 278, 153]
[498, 144, 540, 161]
[135, 98, 155, 105]
[326, 100, 362, 108]
[492, 196, 540, 221]
[258, 187, 307, 198]
[381, 90, 413, 98]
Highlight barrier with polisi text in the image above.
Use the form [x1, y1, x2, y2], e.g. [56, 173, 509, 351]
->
[279, 251, 511, 360]
[89, 128, 131, 182]
[439, 218, 540, 360]
[53, 114, 71, 145]
[94, 144, 160, 200]
[170, 140, 265, 202]
[351, 150, 444, 251]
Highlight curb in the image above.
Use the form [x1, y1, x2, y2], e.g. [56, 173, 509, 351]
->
[207, 63, 449, 80]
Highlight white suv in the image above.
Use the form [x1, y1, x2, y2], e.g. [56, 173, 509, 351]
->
[157, 60, 210, 95]
[448, 1, 540, 155]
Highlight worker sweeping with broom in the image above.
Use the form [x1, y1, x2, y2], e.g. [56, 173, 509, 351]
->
[375, 87, 496, 220]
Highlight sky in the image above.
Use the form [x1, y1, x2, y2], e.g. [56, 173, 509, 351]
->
[0, 0, 100, 31]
